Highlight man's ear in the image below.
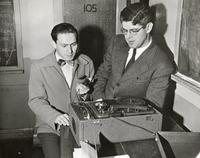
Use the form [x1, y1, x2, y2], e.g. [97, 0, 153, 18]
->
[145, 22, 153, 33]
[52, 41, 56, 49]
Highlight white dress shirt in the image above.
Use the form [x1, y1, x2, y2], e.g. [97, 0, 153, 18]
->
[125, 37, 152, 68]
[55, 52, 73, 87]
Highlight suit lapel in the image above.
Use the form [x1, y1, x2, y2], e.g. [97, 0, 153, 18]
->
[43, 52, 67, 82]
[115, 39, 130, 76]
[71, 60, 79, 86]
[120, 42, 155, 81]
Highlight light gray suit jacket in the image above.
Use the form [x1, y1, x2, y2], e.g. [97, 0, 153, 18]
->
[28, 52, 94, 134]
[93, 34, 175, 110]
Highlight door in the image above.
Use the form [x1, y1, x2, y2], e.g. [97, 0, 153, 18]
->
[63, 0, 116, 70]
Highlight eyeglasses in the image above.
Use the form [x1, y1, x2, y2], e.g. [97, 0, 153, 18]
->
[120, 27, 143, 35]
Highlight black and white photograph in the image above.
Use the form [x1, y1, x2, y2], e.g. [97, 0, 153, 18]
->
[0, 0, 200, 158]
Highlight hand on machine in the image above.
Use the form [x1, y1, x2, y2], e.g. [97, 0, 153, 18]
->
[76, 75, 94, 101]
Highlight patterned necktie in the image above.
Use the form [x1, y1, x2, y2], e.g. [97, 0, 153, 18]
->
[57, 59, 74, 67]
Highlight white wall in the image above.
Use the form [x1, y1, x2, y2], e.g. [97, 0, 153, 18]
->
[20, 0, 64, 59]
[20, 0, 54, 59]
[116, 0, 126, 34]
[173, 83, 200, 132]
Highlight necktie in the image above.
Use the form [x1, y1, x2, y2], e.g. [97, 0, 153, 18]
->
[57, 59, 66, 66]
[57, 59, 74, 86]
[57, 59, 74, 67]
[125, 49, 136, 69]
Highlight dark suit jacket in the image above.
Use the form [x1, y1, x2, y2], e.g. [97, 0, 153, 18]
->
[28, 52, 94, 134]
[93, 34, 175, 110]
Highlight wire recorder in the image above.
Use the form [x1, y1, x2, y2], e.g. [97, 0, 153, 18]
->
[69, 97, 162, 146]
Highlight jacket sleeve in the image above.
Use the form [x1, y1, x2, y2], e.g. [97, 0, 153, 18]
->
[28, 61, 61, 130]
[88, 58, 95, 80]
[92, 37, 115, 100]
[145, 59, 175, 111]
[84, 57, 95, 101]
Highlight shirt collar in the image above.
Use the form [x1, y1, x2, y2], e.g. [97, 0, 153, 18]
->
[55, 51, 63, 61]
[137, 37, 152, 54]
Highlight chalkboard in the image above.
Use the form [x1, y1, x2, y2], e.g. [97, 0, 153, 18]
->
[178, 0, 200, 82]
[0, 0, 23, 71]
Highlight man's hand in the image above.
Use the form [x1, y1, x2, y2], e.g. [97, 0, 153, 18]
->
[76, 83, 90, 95]
[54, 114, 69, 126]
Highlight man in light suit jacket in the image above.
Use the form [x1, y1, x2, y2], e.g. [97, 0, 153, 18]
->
[93, 3, 176, 111]
[28, 23, 94, 158]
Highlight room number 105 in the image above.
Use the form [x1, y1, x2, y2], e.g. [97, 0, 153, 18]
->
[84, 4, 97, 12]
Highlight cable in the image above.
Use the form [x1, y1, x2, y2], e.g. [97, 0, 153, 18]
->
[119, 142, 128, 155]
[112, 116, 156, 135]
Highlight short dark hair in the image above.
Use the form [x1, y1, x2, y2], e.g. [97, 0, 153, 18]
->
[120, 3, 153, 27]
[51, 23, 78, 43]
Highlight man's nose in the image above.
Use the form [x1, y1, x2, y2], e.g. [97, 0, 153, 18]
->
[66, 45, 73, 52]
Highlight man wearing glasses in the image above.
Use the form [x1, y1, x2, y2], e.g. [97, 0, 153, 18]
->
[28, 23, 94, 158]
[93, 3, 175, 111]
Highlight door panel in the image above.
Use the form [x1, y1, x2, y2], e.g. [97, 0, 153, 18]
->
[63, 0, 116, 70]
